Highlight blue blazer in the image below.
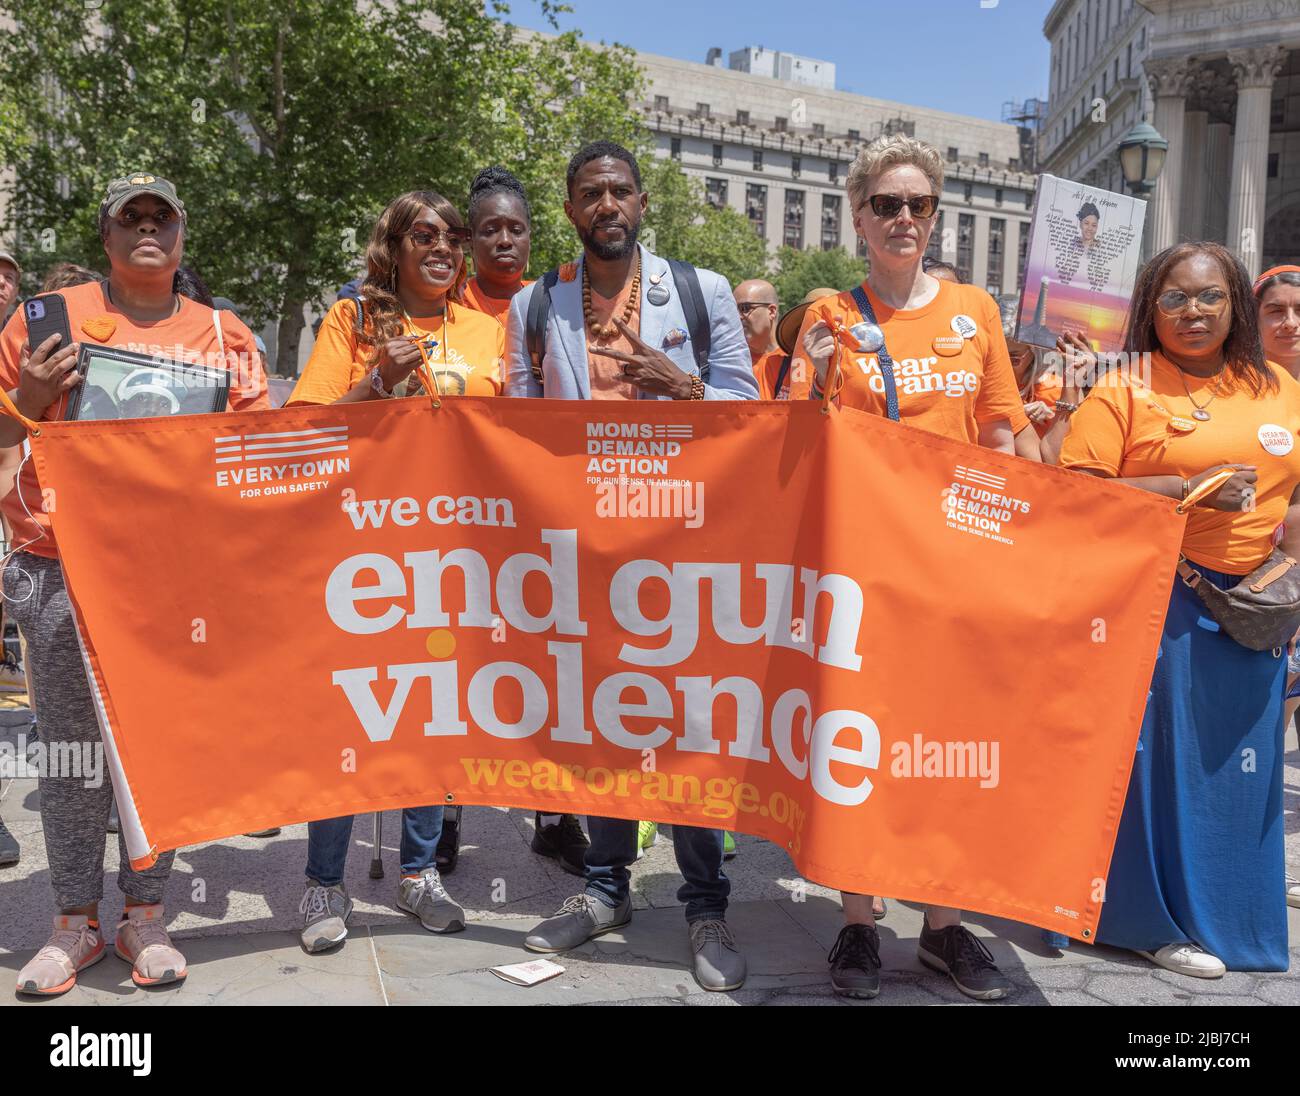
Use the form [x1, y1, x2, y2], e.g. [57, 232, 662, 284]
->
[504, 243, 758, 400]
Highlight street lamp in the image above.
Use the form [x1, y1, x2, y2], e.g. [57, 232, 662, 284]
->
[1117, 121, 1168, 198]
[1118, 121, 1168, 262]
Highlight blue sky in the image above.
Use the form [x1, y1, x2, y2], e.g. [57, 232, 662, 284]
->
[504, 0, 1057, 122]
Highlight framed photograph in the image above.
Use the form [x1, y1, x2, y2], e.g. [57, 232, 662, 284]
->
[66, 344, 232, 421]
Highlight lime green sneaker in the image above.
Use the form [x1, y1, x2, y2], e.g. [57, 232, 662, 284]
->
[723, 831, 737, 860]
[635, 821, 658, 860]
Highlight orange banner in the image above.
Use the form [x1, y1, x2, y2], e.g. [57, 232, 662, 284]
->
[25, 396, 1187, 940]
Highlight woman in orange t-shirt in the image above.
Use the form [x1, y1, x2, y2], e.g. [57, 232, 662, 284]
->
[460, 166, 533, 326]
[794, 134, 1017, 1004]
[1060, 242, 1300, 975]
[288, 191, 502, 949]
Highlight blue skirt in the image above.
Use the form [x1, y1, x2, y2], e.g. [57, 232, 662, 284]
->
[1097, 562, 1290, 971]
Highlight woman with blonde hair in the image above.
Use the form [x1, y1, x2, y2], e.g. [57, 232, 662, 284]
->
[793, 133, 1021, 1003]
[286, 189, 504, 954]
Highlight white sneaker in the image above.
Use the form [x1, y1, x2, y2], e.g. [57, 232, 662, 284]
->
[1137, 943, 1226, 978]
[1286, 872, 1300, 910]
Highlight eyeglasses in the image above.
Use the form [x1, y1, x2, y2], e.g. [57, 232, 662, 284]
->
[403, 227, 471, 250]
[865, 194, 939, 219]
[736, 302, 776, 315]
[1156, 288, 1229, 316]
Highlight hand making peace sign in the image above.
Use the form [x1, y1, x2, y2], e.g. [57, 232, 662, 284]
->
[588, 316, 696, 400]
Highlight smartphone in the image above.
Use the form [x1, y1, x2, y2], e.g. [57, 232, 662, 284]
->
[23, 294, 73, 356]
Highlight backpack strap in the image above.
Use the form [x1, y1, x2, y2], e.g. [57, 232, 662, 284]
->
[848, 284, 899, 422]
[666, 259, 711, 383]
[353, 297, 366, 339]
[773, 353, 792, 399]
[525, 269, 560, 390]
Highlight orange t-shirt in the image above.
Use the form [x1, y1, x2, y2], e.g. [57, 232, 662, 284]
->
[289, 297, 504, 405]
[1059, 353, 1300, 574]
[586, 281, 640, 401]
[791, 279, 1021, 445]
[753, 349, 812, 401]
[461, 277, 532, 327]
[0, 280, 269, 558]
[1022, 375, 1065, 438]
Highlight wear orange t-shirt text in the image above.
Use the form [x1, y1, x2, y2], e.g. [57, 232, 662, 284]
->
[753, 349, 812, 401]
[791, 279, 1021, 445]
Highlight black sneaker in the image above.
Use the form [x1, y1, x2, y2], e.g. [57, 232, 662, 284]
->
[436, 806, 462, 875]
[917, 922, 1010, 1001]
[0, 813, 19, 867]
[530, 813, 589, 876]
[828, 923, 882, 999]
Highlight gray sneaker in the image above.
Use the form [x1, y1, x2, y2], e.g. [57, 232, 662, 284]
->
[299, 881, 352, 953]
[689, 918, 746, 991]
[524, 892, 632, 953]
[396, 868, 466, 933]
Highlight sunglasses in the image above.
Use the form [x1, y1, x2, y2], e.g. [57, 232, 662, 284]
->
[865, 194, 939, 219]
[1156, 288, 1229, 317]
[737, 302, 776, 315]
[404, 227, 471, 250]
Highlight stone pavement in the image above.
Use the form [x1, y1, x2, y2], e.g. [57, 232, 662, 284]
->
[1, 706, 1298, 1006]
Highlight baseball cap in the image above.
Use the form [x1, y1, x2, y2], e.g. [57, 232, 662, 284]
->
[101, 173, 186, 219]
[0, 251, 20, 276]
[776, 287, 839, 355]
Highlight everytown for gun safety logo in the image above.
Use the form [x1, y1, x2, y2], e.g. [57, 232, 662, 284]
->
[214, 425, 351, 499]
[940, 464, 1031, 546]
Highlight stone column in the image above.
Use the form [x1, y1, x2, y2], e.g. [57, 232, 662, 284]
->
[1204, 122, 1232, 244]
[1180, 110, 1209, 241]
[1226, 45, 1287, 278]
[1145, 58, 1193, 253]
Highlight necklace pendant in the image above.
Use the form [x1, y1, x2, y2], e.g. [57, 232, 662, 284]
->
[1192, 408, 1211, 421]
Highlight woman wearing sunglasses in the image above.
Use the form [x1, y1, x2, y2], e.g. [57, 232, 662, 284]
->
[792, 135, 1022, 1003]
[1059, 242, 1300, 975]
[286, 190, 504, 954]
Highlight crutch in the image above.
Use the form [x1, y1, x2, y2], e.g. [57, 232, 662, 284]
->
[368, 811, 384, 878]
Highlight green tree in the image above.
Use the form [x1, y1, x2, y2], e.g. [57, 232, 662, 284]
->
[771, 245, 869, 312]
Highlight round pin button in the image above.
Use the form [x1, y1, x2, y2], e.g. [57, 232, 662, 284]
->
[1168, 416, 1198, 434]
[849, 322, 884, 353]
[1258, 423, 1294, 456]
[933, 334, 964, 357]
[647, 284, 670, 306]
[950, 314, 978, 340]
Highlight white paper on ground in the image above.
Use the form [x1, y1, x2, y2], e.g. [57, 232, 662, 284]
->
[489, 959, 566, 986]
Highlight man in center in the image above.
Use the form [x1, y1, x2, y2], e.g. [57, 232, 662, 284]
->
[505, 140, 757, 992]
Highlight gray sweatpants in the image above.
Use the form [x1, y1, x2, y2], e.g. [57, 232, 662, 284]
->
[3, 550, 174, 908]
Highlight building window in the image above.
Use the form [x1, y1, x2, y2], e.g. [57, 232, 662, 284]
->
[1269, 152, 1280, 178]
[654, 94, 669, 111]
[848, 128, 860, 141]
[1009, 157, 1019, 171]
[736, 109, 749, 126]
[1024, 189, 1033, 208]
[791, 155, 801, 179]
[987, 217, 1005, 296]
[821, 194, 841, 250]
[696, 102, 711, 118]
[812, 122, 825, 138]
[784, 189, 805, 249]
[1018, 220, 1031, 291]
[753, 148, 764, 171]
[995, 187, 1004, 206]
[1126, 42, 1132, 78]
[829, 161, 839, 184]
[1113, 57, 1119, 86]
[957, 213, 975, 284]
[746, 183, 767, 238]
[712, 143, 723, 167]
[978, 151, 989, 167]
[670, 137, 681, 160]
[947, 146, 959, 163]
[1272, 99, 1285, 125]
[775, 116, 788, 133]
[964, 182, 973, 202]
[705, 177, 728, 209]
[925, 210, 945, 261]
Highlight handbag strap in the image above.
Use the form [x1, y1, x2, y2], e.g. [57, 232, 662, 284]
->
[848, 285, 900, 422]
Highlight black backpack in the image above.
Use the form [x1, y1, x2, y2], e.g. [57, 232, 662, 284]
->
[524, 259, 711, 391]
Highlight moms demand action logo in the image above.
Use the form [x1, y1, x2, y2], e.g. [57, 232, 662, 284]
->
[214, 426, 351, 498]
[941, 464, 1032, 546]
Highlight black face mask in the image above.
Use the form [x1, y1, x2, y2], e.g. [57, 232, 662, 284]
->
[578, 215, 640, 261]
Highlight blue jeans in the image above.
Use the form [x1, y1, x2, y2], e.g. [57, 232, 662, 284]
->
[306, 807, 444, 887]
[583, 816, 728, 922]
